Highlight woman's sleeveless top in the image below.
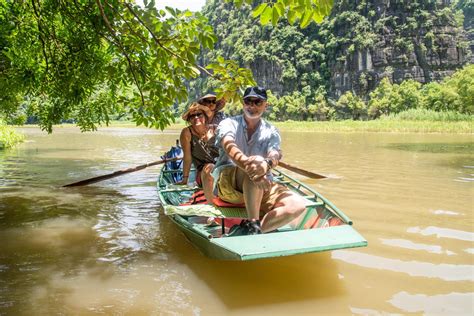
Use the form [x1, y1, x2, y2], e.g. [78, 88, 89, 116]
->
[189, 127, 219, 171]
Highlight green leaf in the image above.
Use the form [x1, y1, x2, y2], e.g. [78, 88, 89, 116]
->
[252, 3, 268, 18]
[260, 6, 273, 25]
[312, 11, 324, 24]
[300, 10, 313, 28]
[272, 7, 280, 26]
[275, 2, 285, 16]
[293, 4, 306, 15]
[287, 10, 298, 25]
[190, 66, 201, 76]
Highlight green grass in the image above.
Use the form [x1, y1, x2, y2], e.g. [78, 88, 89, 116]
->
[271, 109, 473, 133]
[379, 108, 473, 122]
[0, 121, 24, 149]
[272, 120, 472, 133]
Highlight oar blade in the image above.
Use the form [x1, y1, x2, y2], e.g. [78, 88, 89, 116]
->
[63, 158, 178, 187]
[278, 161, 327, 179]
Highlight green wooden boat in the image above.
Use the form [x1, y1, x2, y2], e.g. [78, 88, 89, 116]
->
[157, 166, 367, 261]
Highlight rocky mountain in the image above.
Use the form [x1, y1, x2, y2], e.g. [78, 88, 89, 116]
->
[329, 0, 471, 98]
[199, 0, 471, 100]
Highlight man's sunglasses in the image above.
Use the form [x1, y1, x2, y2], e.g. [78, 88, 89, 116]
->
[244, 98, 264, 106]
[188, 112, 204, 120]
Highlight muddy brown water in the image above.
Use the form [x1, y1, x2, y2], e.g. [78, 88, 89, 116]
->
[1, 126, 472, 315]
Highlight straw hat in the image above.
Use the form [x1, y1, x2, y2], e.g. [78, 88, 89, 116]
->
[198, 93, 226, 111]
[181, 102, 213, 121]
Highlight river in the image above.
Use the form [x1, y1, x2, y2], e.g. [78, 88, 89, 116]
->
[1, 126, 472, 315]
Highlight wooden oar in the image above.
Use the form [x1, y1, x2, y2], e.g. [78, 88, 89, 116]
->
[63, 157, 180, 187]
[278, 161, 327, 179]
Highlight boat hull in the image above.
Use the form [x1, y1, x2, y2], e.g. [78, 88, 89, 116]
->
[158, 166, 367, 261]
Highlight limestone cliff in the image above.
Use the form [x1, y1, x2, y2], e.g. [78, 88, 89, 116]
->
[329, 0, 470, 98]
[200, 0, 471, 100]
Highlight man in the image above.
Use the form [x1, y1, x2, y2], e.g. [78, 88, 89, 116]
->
[212, 86, 306, 235]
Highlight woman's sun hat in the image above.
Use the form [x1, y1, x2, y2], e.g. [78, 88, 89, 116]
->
[182, 102, 213, 121]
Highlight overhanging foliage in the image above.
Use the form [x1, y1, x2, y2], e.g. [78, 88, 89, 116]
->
[0, 0, 333, 132]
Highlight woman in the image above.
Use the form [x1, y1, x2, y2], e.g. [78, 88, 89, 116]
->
[178, 102, 219, 203]
[197, 93, 226, 127]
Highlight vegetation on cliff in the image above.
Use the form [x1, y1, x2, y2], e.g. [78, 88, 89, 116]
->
[193, 0, 472, 121]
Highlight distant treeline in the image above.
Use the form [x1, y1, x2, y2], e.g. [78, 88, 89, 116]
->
[245, 64, 472, 121]
[10, 64, 473, 125]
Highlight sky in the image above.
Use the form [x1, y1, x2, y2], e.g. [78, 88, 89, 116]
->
[147, 0, 206, 12]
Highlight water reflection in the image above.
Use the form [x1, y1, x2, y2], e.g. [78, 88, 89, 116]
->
[431, 209, 462, 216]
[350, 307, 394, 315]
[380, 238, 456, 255]
[407, 226, 474, 242]
[388, 291, 474, 315]
[332, 250, 473, 281]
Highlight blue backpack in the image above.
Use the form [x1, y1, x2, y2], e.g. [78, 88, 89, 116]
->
[161, 141, 183, 183]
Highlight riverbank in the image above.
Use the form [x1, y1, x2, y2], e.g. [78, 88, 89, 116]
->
[18, 116, 473, 134]
[271, 119, 473, 133]
[0, 121, 24, 149]
[108, 119, 472, 133]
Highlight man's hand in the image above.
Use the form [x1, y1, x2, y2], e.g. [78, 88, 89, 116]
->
[244, 155, 268, 181]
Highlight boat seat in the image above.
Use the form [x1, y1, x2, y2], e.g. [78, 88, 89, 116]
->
[163, 203, 247, 218]
[217, 207, 247, 218]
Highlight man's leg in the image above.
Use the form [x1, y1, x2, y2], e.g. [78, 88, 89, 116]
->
[235, 168, 262, 220]
[201, 163, 215, 204]
[260, 190, 307, 233]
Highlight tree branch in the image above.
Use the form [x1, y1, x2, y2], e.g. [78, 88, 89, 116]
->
[31, 0, 49, 74]
[123, 2, 215, 78]
[95, 0, 145, 107]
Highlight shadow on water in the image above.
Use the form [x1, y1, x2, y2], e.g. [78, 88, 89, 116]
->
[0, 186, 128, 227]
[385, 142, 474, 154]
[0, 150, 144, 314]
[0, 213, 105, 314]
[160, 214, 344, 311]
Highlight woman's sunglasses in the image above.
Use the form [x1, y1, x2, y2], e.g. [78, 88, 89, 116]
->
[244, 98, 264, 106]
[188, 112, 204, 120]
[201, 99, 216, 105]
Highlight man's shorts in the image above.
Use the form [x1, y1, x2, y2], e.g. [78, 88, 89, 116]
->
[216, 166, 290, 215]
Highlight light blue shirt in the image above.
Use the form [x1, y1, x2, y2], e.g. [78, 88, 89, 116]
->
[212, 115, 281, 180]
